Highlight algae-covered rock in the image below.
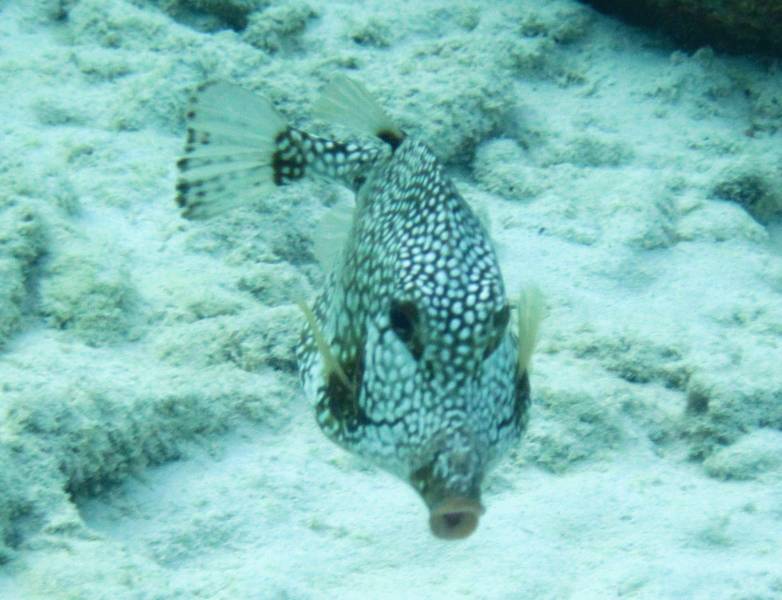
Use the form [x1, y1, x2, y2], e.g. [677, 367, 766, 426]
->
[39, 243, 139, 346]
[703, 429, 782, 480]
[683, 363, 782, 460]
[545, 134, 634, 168]
[579, 1, 782, 56]
[388, 34, 516, 165]
[0, 454, 66, 565]
[346, 15, 394, 48]
[675, 197, 768, 243]
[0, 257, 26, 350]
[237, 262, 312, 306]
[242, 1, 317, 53]
[0, 201, 48, 348]
[0, 352, 292, 560]
[711, 162, 782, 226]
[472, 139, 545, 202]
[151, 305, 300, 374]
[521, 358, 627, 473]
[156, 0, 268, 31]
[569, 327, 690, 390]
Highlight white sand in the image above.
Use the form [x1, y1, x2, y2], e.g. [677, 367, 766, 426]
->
[1, 1, 781, 598]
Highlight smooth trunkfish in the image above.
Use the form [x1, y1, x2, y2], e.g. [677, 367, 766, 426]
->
[175, 75, 544, 539]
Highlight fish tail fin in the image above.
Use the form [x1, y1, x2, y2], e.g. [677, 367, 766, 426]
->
[175, 81, 289, 219]
[516, 286, 545, 375]
[313, 74, 405, 147]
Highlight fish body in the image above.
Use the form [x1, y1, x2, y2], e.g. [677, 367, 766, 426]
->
[176, 76, 542, 539]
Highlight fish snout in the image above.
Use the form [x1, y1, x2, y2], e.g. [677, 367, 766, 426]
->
[412, 426, 487, 539]
[428, 496, 484, 540]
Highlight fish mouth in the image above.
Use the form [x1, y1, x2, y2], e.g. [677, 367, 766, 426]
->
[428, 497, 484, 540]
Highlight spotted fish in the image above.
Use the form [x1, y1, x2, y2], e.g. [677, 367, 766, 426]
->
[176, 75, 544, 539]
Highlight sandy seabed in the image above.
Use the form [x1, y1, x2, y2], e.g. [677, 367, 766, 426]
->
[1, 1, 782, 598]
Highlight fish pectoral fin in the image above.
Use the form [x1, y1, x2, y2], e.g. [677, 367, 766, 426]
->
[312, 74, 404, 146]
[297, 300, 368, 434]
[296, 300, 353, 391]
[176, 81, 287, 219]
[515, 285, 545, 376]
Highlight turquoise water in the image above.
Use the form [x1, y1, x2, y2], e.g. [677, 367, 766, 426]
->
[1, 1, 781, 598]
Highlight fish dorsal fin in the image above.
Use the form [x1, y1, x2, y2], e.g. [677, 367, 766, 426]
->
[176, 81, 287, 219]
[313, 74, 404, 145]
[516, 286, 545, 375]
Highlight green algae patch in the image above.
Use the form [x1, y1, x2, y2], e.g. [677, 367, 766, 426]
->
[703, 429, 782, 481]
[39, 246, 139, 347]
[0, 201, 48, 349]
[0, 345, 293, 562]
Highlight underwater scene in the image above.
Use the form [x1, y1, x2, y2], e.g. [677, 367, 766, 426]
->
[1, 0, 781, 598]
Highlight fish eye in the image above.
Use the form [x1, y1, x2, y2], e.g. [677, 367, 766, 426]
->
[389, 300, 418, 343]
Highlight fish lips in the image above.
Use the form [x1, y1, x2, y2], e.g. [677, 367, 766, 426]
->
[428, 496, 485, 540]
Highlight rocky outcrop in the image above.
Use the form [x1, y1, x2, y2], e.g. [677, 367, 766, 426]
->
[580, 1, 782, 55]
